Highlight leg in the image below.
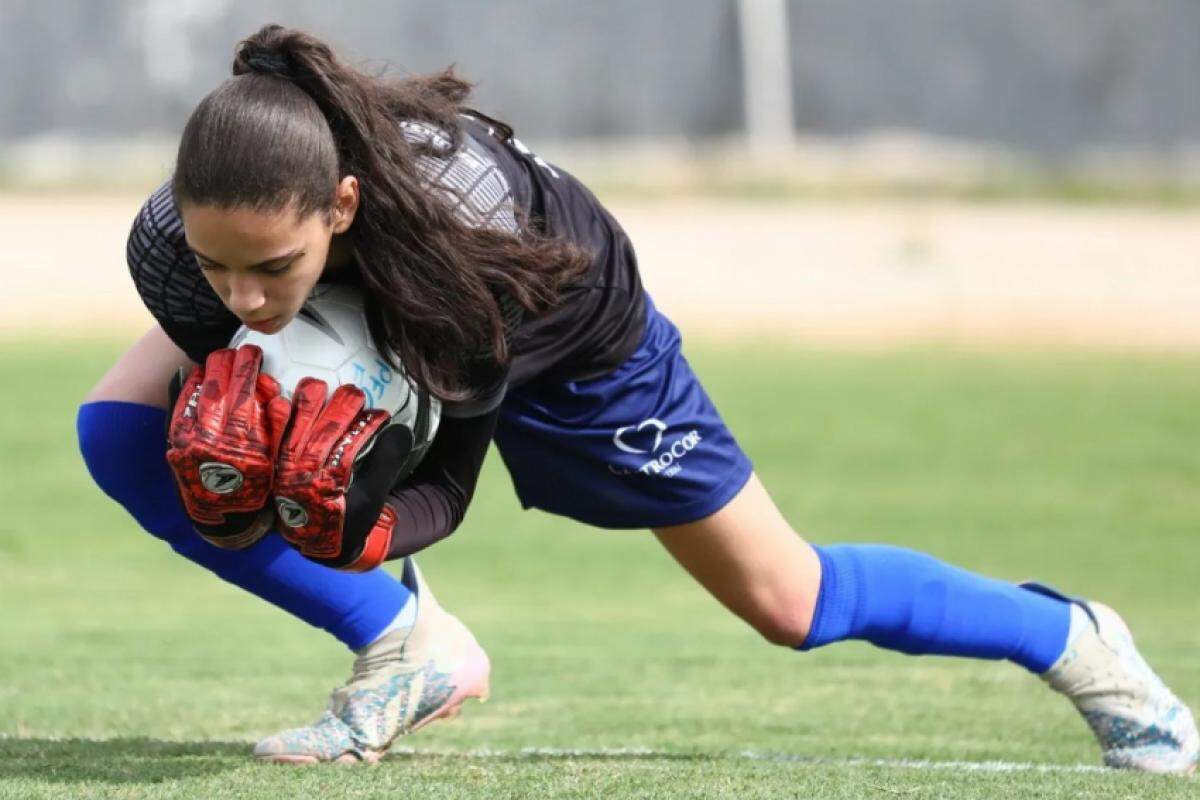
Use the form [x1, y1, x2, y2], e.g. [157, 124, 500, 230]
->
[77, 325, 409, 649]
[654, 473, 820, 646]
[77, 326, 490, 760]
[655, 471, 1070, 667]
[82, 324, 190, 408]
[492, 289, 1194, 771]
[655, 472, 1198, 773]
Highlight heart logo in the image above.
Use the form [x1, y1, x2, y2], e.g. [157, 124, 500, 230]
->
[612, 418, 668, 455]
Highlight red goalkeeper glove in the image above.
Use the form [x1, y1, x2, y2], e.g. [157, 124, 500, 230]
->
[165, 345, 291, 549]
[273, 377, 419, 571]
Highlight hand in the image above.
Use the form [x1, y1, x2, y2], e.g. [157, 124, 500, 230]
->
[166, 345, 291, 549]
[274, 378, 418, 571]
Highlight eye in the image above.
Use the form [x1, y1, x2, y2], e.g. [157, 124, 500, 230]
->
[195, 258, 222, 272]
[262, 263, 292, 276]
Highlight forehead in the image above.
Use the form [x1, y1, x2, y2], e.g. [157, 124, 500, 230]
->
[181, 203, 314, 254]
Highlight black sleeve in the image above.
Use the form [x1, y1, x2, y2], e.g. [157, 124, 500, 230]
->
[382, 405, 499, 560]
[376, 278, 516, 559]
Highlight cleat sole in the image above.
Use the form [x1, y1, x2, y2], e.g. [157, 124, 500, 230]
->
[257, 753, 320, 765]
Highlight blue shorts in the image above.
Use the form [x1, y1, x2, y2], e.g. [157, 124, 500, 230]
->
[493, 296, 754, 529]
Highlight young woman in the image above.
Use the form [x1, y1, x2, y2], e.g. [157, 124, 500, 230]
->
[78, 25, 1197, 773]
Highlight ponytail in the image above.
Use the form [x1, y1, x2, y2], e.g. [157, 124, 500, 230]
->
[175, 24, 590, 401]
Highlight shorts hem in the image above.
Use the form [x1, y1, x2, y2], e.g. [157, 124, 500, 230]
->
[639, 454, 755, 529]
[520, 454, 755, 530]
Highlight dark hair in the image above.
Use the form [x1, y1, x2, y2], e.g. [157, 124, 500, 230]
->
[173, 24, 590, 401]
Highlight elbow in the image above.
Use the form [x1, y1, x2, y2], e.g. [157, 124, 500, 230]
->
[383, 480, 473, 561]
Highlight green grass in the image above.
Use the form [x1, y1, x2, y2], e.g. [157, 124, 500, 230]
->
[1, 338, 1197, 799]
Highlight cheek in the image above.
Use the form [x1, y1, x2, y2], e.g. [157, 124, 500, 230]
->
[200, 271, 230, 301]
[276, 266, 324, 310]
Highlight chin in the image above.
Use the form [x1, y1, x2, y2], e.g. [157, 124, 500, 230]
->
[242, 315, 287, 335]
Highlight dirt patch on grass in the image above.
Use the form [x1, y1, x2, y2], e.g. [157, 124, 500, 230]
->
[5, 193, 1199, 350]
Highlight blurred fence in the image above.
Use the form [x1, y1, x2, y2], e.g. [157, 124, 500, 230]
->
[2, 1, 1198, 160]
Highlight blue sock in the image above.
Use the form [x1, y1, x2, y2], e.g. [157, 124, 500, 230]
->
[801, 544, 1071, 673]
[77, 401, 410, 651]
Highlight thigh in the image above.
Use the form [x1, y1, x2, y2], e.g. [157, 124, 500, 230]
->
[84, 325, 196, 409]
[653, 472, 822, 645]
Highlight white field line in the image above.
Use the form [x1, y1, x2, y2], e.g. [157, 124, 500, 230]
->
[0, 736, 1124, 775]
[383, 745, 1113, 775]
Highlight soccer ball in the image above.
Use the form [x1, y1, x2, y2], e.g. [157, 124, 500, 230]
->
[230, 284, 441, 451]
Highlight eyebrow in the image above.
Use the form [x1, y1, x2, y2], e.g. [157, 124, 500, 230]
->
[189, 247, 304, 270]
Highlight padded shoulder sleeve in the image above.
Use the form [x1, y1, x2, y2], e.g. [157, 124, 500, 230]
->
[126, 181, 240, 363]
[400, 120, 520, 234]
[401, 120, 523, 418]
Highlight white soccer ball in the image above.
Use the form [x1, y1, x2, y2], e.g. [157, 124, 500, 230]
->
[230, 284, 441, 449]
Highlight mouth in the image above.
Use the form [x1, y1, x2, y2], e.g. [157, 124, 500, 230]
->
[244, 315, 283, 334]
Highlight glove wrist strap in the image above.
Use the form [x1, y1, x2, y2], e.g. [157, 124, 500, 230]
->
[342, 505, 397, 572]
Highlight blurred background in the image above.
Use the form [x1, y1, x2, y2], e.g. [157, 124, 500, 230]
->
[2, 5, 1199, 794]
[2, 0, 1199, 347]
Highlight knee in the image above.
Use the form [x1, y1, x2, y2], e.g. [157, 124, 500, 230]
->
[77, 401, 161, 475]
[746, 602, 815, 648]
[77, 402, 178, 531]
[77, 401, 205, 548]
[77, 401, 117, 474]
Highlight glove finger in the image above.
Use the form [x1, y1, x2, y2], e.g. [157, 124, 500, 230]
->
[255, 371, 283, 405]
[167, 365, 204, 445]
[324, 407, 391, 486]
[245, 370, 287, 460]
[197, 348, 236, 431]
[264, 394, 292, 464]
[225, 345, 265, 432]
[303, 384, 369, 471]
[279, 377, 328, 465]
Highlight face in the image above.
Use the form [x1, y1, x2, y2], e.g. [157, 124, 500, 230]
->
[181, 176, 358, 334]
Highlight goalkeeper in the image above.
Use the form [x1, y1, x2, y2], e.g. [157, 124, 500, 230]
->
[77, 24, 1196, 773]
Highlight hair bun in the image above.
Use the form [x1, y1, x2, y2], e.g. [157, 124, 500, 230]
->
[239, 45, 289, 76]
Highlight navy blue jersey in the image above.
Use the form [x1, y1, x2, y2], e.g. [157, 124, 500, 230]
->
[460, 115, 647, 388]
[126, 115, 646, 408]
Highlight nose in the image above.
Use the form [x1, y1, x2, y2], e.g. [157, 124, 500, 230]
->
[226, 274, 267, 318]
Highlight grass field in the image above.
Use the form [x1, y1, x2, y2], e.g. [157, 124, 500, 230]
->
[1, 338, 1197, 799]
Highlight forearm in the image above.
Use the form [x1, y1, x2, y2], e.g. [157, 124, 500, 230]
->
[382, 477, 468, 559]
[381, 406, 499, 560]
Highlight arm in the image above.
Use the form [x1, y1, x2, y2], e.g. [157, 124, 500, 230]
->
[381, 406, 499, 560]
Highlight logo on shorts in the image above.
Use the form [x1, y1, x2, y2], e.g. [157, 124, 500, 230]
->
[612, 418, 667, 454]
[609, 418, 702, 479]
[199, 462, 244, 495]
[275, 497, 309, 528]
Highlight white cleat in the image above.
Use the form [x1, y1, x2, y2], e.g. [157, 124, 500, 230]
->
[254, 562, 490, 764]
[1041, 600, 1198, 775]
